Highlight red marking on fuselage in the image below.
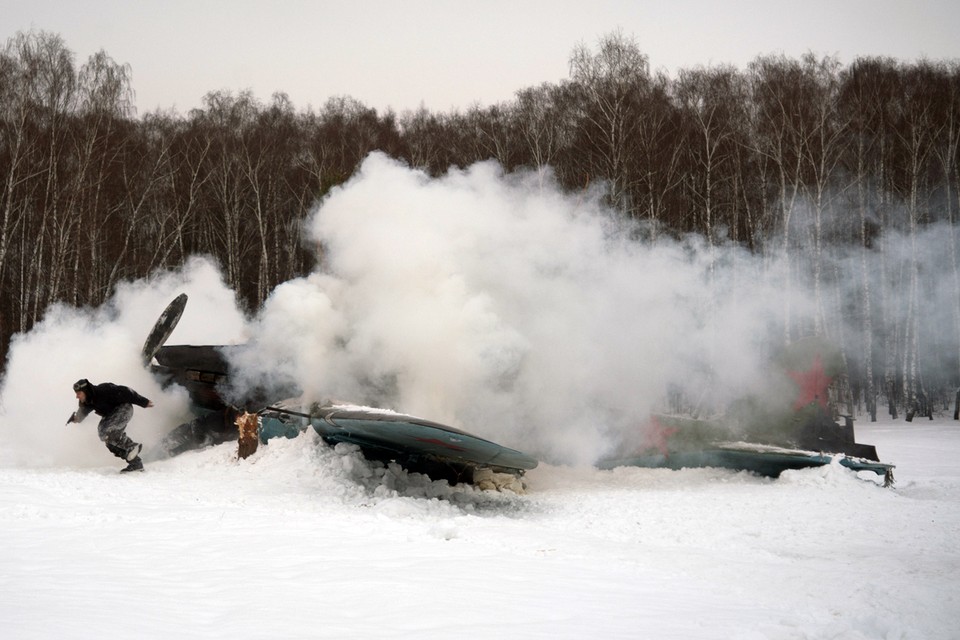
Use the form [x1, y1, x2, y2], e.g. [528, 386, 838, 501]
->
[640, 415, 678, 457]
[787, 354, 833, 410]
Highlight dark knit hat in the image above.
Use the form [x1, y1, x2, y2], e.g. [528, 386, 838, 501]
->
[73, 379, 91, 393]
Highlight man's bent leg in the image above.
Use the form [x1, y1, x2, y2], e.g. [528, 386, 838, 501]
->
[98, 404, 141, 461]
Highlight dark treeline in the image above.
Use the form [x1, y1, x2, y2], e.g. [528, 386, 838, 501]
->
[2, 29, 959, 419]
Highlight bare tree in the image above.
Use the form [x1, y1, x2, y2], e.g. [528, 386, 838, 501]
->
[795, 54, 848, 338]
[512, 83, 575, 177]
[399, 106, 449, 174]
[568, 31, 651, 215]
[4, 31, 77, 329]
[190, 90, 259, 297]
[675, 65, 747, 246]
[747, 54, 815, 341]
[927, 62, 960, 405]
[899, 63, 947, 418]
[460, 103, 516, 169]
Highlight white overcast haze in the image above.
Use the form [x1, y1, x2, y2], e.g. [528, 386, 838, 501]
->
[4, 0, 960, 116]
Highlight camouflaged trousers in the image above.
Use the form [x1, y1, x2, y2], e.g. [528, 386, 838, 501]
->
[97, 404, 140, 460]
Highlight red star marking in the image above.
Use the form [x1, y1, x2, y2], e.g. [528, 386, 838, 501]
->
[786, 354, 833, 410]
[414, 437, 466, 452]
[640, 415, 678, 456]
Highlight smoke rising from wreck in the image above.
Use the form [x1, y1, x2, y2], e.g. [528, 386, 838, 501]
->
[1, 152, 956, 467]
[229, 153, 807, 464]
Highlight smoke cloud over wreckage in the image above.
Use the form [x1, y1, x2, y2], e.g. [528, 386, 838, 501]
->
[0, 152, 956, 470]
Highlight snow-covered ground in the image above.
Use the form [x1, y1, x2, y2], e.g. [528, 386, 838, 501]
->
[1, 415, 957, 640]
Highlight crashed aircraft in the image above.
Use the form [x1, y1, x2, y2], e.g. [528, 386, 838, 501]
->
[142, 294, 893, 490]
[142, 293, 538, 489]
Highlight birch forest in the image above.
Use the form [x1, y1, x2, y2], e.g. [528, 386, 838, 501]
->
[2, 30, 959, 420]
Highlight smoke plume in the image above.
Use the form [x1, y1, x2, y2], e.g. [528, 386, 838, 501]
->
[230, 153, 804, 464]
[4, 152, 954, 469]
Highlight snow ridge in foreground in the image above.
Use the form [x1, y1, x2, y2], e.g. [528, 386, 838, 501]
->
[2, 420, 958, 640]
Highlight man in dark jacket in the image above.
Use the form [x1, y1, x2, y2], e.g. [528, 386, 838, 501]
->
[68, 378, 153, 472]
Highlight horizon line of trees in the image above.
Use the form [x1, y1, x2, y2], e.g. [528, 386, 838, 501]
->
[2, 29, 959, 420]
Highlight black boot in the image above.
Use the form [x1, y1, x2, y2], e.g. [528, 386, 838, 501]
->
[120, 457, 144, 473]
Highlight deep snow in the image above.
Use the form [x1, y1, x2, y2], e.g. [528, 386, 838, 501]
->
[1, 416, 958, 640]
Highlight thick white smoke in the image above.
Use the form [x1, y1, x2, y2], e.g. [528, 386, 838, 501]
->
[231, 153, 806, 464]
[0, 257, 247, 467]
[0, 152, 827, 469]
